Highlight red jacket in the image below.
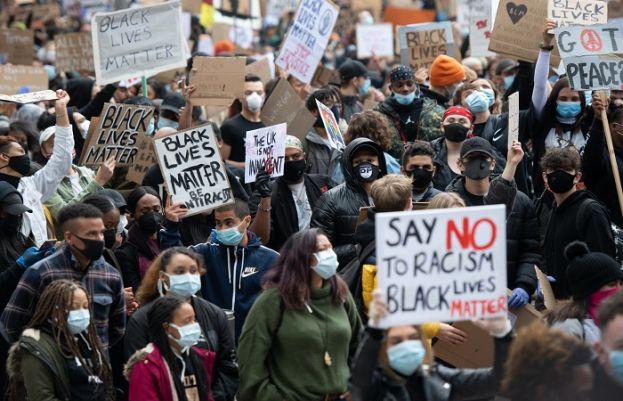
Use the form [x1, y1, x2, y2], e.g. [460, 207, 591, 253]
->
[125, 343, 216, 401]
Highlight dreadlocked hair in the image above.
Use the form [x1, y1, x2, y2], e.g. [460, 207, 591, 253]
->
[27, 279, 114, 400]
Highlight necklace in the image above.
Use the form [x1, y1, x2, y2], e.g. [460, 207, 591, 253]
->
[305, 301, 332, 367]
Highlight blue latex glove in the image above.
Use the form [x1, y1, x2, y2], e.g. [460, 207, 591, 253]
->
[508, 288, 530, 309]
[16, 246, 44, 269]
[536, 275, 557, 299]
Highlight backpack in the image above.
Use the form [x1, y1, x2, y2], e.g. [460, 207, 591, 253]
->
[575, 197, 623, 265]
[337, 240, 376, 321]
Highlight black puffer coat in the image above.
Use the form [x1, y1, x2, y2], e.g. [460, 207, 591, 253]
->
[311, 138, 387, 265]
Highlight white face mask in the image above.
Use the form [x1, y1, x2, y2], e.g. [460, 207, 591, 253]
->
[79, 120, 90, 138]
[245, 92, 264, 113]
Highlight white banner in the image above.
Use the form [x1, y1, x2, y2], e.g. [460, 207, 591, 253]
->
[356, 23, 394, 59]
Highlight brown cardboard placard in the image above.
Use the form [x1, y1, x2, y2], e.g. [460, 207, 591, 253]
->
[610, 0, 623, 18]
[260, 78, 315, 140]
[189, 56, 246, 106]
[489, 0, 561, 65]
[182, 0, 203, 13]
[0, 29, 34, 65]
[535, 265, 557, 310]
[212, 23, 232, 43]
[55, 32, 95, 73]
[126, 132, 157, 184]
[0, 65, 48, 94]
[399, 26, 449, 71]
[245, 57, 273, 85]
[334, 7, 359, 36]
[352, 0, 383, 19]
[311, 65, 338, 88]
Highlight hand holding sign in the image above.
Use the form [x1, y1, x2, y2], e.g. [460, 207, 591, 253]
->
[94, 157, 116, 187]
[543, 18, 556, 46]
[164, 195, 189, 223]
[368, 289, 388, 328]
[54, 89, 70, 107]
[592, 91, 607, 120]
[437, 323, 469, 345]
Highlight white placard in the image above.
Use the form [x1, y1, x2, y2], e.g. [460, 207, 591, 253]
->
[154, 124, 234, 216]
[91, 1, 189, 85]
[275, 0, 339, 83]
[508, 92, 519, 149]
[375, 205, 507, 327]
[244, 123, 287, 183]
[548, 0, 608, 28]
[356, 23, 394, 59]
[555, 22, 623, 57]
[469, 15, 495, 57]
[0, 90, 57, 103]
[564, 54, 623, 90]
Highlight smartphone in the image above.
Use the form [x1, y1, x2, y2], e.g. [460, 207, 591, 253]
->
[39, 239, 57, 251]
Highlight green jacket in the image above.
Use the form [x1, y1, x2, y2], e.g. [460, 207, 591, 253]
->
[7, 328, 71, 401]
[238, 284, 362, 401]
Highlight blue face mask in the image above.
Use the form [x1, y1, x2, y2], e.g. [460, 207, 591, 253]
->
[158, 116, 179, 130]
[146, 118, 155, 136]
[481, 88, 495, 107]
[169, 322, 202, 351]
[466, 91, 489, 113]
[556, 101, 582, 119]
[330, 106, 340, 122]
[387, 340, 426, 376]
[393, 91, 416, 106]
[358, 78, 371, 96]
[67, 308, 90, 335]
[610, 350, 623, 385]
[167, 273, 201, 298]
[312, 249, 339, 279]
[216, 221, 245, 246]
[503, 74, 516, 90]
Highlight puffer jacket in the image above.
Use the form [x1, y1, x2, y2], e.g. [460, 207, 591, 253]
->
[446, 176, 540, 293]
[350, 327, 513, 401]
[373, 97, 422, 158]
[311, 138, 387, 265]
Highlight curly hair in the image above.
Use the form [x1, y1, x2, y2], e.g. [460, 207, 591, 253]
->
[501, 322, 592, 400]
[345, 110, 393, 151]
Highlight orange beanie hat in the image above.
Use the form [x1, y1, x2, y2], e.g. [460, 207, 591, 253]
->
[429, 55, 465, 88]
[214, 40, 235, 56]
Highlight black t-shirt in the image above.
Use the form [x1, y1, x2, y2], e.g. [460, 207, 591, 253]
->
[179, 353, 202, 401]
[66, 336, 106, 401]
[220, 114, 265, 162]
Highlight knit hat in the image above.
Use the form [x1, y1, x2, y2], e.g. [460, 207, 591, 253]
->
[285, 135, 303, 150]
[442, 106, 474, 123]
[214, 40, 235, 56]
[565, 241, 623, 300]
[429, 55, 465, 88]
[390, 65, 415, 83]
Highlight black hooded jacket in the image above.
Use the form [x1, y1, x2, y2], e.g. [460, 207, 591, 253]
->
[311, 138, 387, 265]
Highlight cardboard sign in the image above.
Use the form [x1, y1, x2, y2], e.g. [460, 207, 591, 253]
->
[275, 0, 339, 83]
[375, 205, 507, 327]
[245, 56, 273, 84]
[356, 23, 394, 59]
[189, 56, 246, 106]
[508, 92, 519, 149]
[266, 0, 299, 19]
[55, 32, 95, 73]
[398, 23, 453, 70]
[260, 78, 315, 140]
[436, 0, 457, 18]
[126, 132, 157, 185]
[182, 0, 203, 13]
[218, 0, 251, 16]
[80, 103, 155, 167]
[0, 65, 48, 95]
[0, 29, 34, 65]
[352, 0, 383, 19]
[548, 0, 607, 28]
[469, 15, 495, 57]
[316, 99, 344, 150]
[0, 90, 57, 104]
[244, 123, 287, 183]
[154, 124, 234, 216]
[334, 8, 359, 37]
[311, 65, 338, 87]
[555, 22, 622, 57]
[489, 0, 561, 65]
[535, 265, 557, 310]
[91, 1, 189, 85]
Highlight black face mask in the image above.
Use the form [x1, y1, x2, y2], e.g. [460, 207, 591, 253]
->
[355, 162, 380, 183]
[407, 168, 433, 190]
[443, 123, 470, 142]
[138, 212, 163, 234]
[0, 215, 22, 233]
[72, 235, 105, 261]
[313, 115, 325, 128]
[4, 154, 31, 176]
[464, 158, 491, 180]
[546, 170, 576, 194]
[104, 228, 116, 249]
[283, 159, 306, 182]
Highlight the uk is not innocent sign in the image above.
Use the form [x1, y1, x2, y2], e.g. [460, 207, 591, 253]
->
[375, 205, 507, 327]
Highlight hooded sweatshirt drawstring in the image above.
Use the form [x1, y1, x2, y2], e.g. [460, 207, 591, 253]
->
[238, 248, 246, 290]
[231, 246, 238, 311]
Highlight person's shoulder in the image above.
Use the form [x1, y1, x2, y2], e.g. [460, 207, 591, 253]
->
[252, 287, 281, 308]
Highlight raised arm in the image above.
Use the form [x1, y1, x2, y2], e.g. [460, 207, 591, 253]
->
[532, 19, 557, 120]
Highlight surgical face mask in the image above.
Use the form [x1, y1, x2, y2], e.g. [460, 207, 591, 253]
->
[138, 212, 163, 234]
[355, 162, 380, 183]
[67, 308, 90, 335]
[556, 101, 582, 119]
[463, 157, 492, 180]
[217, 221, 245, 246]
[360, 13, 374, 25]
[169, 322, 202, 351]
[609, 350, 623, 385]
[312, 249, 339, 279]
[613, 99, 623, 108]
[443, 123, 469, 142]
[546, 170, 576, 194]
[245, 92, 264, 113]
[118, 215, 128, 235]
[407, 168, 433, 190]
[165, 273, 201, 298]
[466, 91, 489, 113]
[358, 78, 371, 96]
[78, 120, 90, 139]
[104, 228, 116, 249]
[72, 235, 105, 261]
[44, 65, 57, 81]
[503, 74, 516, 90]
[387, 340, 426, 376]
[481, 88, 495, 107]
[393, 91, 416, 106]
[145, 118, 155, 136]
[158, 116, 179, 130]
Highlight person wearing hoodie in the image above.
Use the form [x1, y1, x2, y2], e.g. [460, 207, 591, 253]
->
[0, 89, 74, 246]
[161, 198, 279, 342]
[311, 138, 387, 266]
[446, 137, 540, 309]
[401, 141, 442, 202]
[338, 59, 368, 122]
[541, 147, 615, 299]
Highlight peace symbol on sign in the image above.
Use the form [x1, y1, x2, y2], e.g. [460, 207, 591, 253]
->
[580, 29, 603, 52]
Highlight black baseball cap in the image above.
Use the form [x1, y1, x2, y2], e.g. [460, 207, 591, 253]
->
[160, 92, 186, 115]
[0, 182, 31, 215]
[100, 189, 128, 213]
[460, 137, 495, 159]
[339, 59, 368, 81]
[495, 59, 520, 75]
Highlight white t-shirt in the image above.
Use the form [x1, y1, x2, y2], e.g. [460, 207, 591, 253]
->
[68, 172, 83, 196]
[544, 127, 586, 154]
[288, 182, 312, 231]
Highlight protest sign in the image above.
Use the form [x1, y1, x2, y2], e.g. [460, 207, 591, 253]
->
[261, 78, 315, 140]
[154, 124, 234, 216]
[436, 0, 457, 18]
[126, 132, 157, 184]
[555, 22, 622, 57]
[548, 0, 607, 28]
[213, 0, 262, 30]
[398, 22, 453, 70]
[469, 15, 495, 57]
[55, 32, 95, 73]
[189, 56, 246, 106]
[245, 56, 273, 84]
[564, 55, 623, 90]
[80, 103, 155, 166]
[311, 65, 338, 88]
[182, 0, 203, 13]
[334, 8, 359, 37]
[535, 265, 557, 310]
[275, 0, 339, 83]
[489, 0, 561, 65]
[244, 123, 287, 183]
[266, 0, 299, 19]
[356, 24, 394, 59]
[352, 0, 383, 19]
[508, 92, 519, 149]
[0, 29, 34, 65]
[0, 90, 57, 104]
[375, 205, 507, 327]
[0, 65, 47, 95]
[219, 0, 251, 16]
[610, 0, 623, 18]
[316, 100, 344, 149]
[91, 1, 189, 85]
